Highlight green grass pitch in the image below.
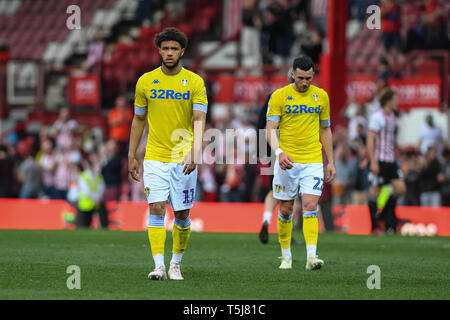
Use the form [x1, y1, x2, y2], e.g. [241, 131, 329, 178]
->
[0, 229, 448, 300]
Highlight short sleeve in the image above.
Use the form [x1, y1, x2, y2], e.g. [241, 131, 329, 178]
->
[266, 92, 282, 123]
[319, 90, 330, 127]
[134, 76, 148, 115]
[192, 76, 208, 113]
[368, 113, 382, 132]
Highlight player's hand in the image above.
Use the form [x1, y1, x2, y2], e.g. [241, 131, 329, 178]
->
[128, 157, 140, 182]
[370, 161, 379, 175]
[325, 162, 336, 183]
[182, 152, 197, 175]
[279, 153, 294, 170]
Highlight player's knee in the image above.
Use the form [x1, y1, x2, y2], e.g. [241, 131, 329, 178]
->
[174, 210, 190, 220]
[279, 204, 293, 217]
[149, 202, 166, 215]
[302, 202, 318, 213]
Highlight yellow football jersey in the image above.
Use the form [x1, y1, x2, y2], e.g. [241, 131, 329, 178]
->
[266, 84, 330, 163]
[134, 67, 208, 163]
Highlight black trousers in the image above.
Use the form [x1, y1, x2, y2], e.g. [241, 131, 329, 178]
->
[75, 203, 109, 229]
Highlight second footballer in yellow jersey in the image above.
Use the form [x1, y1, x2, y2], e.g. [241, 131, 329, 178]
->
[128, 28, 207, 281]
[266, 55, 336, 271]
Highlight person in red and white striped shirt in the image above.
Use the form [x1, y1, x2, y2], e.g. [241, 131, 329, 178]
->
[366, 88, 406, 234]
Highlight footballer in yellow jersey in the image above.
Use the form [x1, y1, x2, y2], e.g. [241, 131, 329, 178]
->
[134, 66, 207, 163]
[128, 28, 207, 281]
[266, 55, 335, 271]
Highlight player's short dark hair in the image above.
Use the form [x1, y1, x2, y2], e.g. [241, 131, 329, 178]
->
[378, 88, 396, 107]
[154, 27, 188, 49]
[292, 55, 314, 72]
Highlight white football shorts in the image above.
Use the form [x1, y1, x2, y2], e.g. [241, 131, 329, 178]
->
[272, 160, 324, 200]
[143, 160, 197, 211]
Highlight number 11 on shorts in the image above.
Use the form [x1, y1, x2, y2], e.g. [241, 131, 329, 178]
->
[183, 188, 195, 204]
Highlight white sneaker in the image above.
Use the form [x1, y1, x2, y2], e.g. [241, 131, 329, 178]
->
[148, 265, 167, 280]
[168, 262, 184, 280]
[306, 256, 324, 271]
[279, 255, 292, 269]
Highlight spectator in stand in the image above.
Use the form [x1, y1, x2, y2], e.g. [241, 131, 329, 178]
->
[241, 0, 262, 68]
[100, 139, 123, 203]
[18, 151, 41, 199]
[440, 147, 450, 206]
[419, 114, 444, 159]
[352, 144, 370, 204]
[108, 95, 133, 158]
[38, 139, 57, 199]
[0, 144, 16, 198]
[403, 0, 425, 52]
[137, 0, 153, 26]
[348, 104, 367, 143]
[310, 0, 328, 35]
[259, 0, 278, 64]
[378, 56, 391, 82]
[83, 29, 105, 74]
[272, 0, 295, 65]
[75, 155, 106, 229]
[331, 144, 357, 207]
[51, 106, 78, 151]
[380, 0, 402, 53]
[300, 28, 323, 65]
[418, 146, 442, 207]
[401, 150, 421, 206]
[423, 0, 447, 50]
[53, 138, 81, 201]
[219, 146, 245, 202]
[198, 139, 218, 201]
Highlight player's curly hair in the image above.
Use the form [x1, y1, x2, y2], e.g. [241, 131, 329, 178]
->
[378, 88, 396, 107]
[292, 55, 314, 72]
[154, 27, 188, 49]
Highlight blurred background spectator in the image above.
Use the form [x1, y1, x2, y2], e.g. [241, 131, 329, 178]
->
[107, 95, 133, 157]
[418, 114, 444, 158]
[0, 144, 16, 198]
[418, 146, 442, 207]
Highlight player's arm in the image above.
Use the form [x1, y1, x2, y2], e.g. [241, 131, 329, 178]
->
[266, 120, 293, 170]
[128, 77, 148, 182]
[128, 113, 146, 181]
[319, 91, 335, 182]
[183, 109, 206, 175]
[319, 125, 336, 183]
[366, 129, 379, 175]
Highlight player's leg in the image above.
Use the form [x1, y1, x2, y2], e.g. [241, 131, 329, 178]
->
[299, 163, 324, 270]
[147, 201, 167, 279]
[382, 177, 406, 234]
[368, 163, 382, 232]
[259, 189, 278, 244]
[278, 199, 295, 269]
[272, 159, 299, 269]
[169, 209, 191, 280]
[368, 186, 381, 232]
[167, 163, 198, 280]
[143, 160, 170, 280]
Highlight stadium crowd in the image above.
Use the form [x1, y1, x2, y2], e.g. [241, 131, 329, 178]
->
[0, 0, 449, 229]
[1, 94, 449, 210]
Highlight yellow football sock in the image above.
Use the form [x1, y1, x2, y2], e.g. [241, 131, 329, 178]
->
[148, 214, 166, 257]
[302, 211, 318, 246]
[172, 224, 191, 254]
[277, 212, 293, 250]
[148, 226, 166, 256]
